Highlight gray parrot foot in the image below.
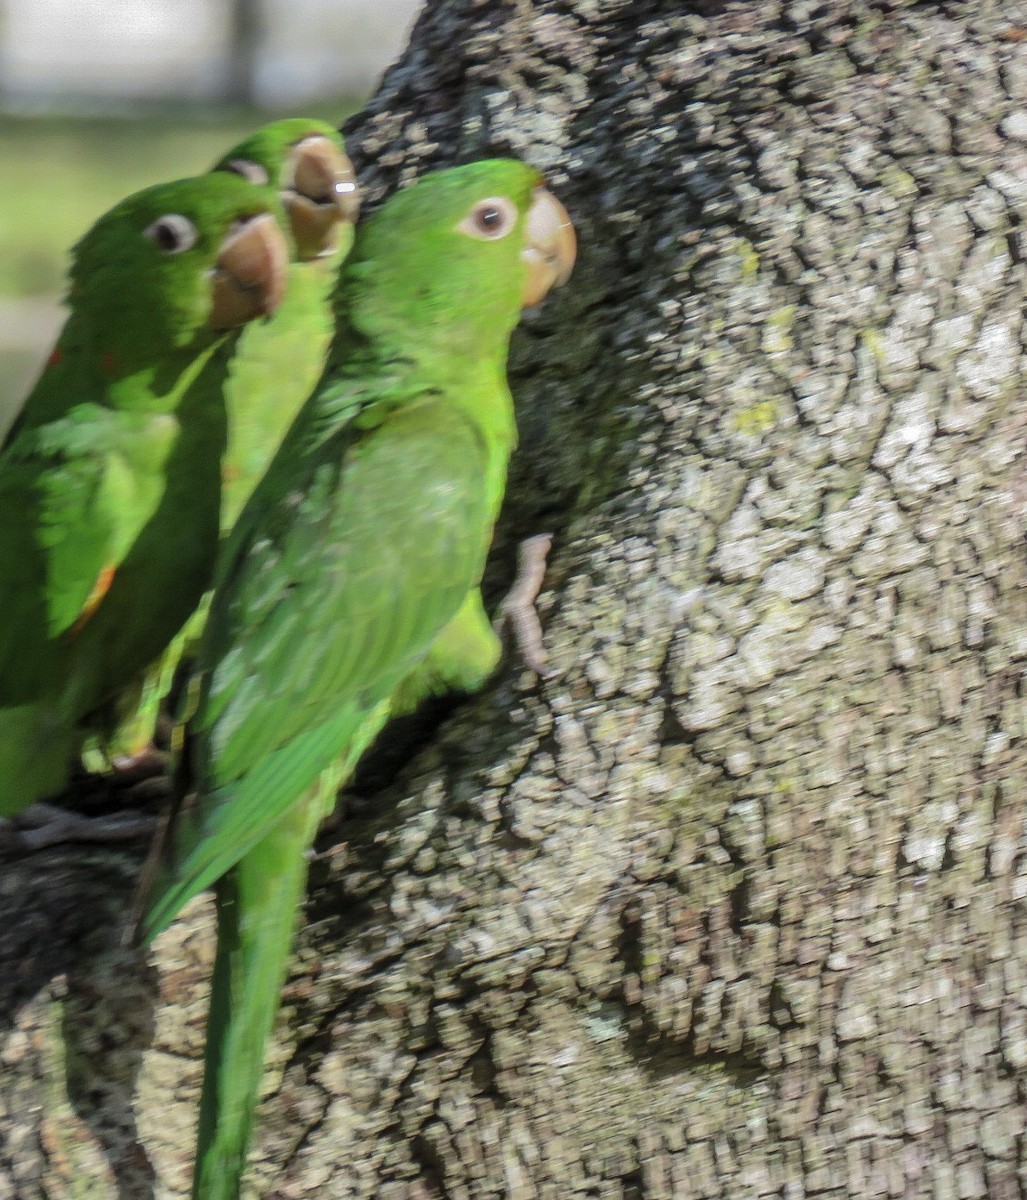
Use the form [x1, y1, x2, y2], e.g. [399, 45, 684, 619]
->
[3, 802, 158, 851]
[494, 532, 555, 678]
[108, 747, 171, 786]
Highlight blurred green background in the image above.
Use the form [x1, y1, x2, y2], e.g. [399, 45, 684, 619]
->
[0, 107, 353, 428]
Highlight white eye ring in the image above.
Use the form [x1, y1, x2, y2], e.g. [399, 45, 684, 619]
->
[456, 196, 518, 241]
[222, 158, 270, 186]
[144, 213, 199, 254]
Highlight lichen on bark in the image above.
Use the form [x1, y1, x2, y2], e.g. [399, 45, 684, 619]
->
[3, 1, 1027, 1197]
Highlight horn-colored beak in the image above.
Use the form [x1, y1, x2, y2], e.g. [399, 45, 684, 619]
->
[522, 187, 576, 308]
[208, 212, 288, 330]
[282, 135, 360, 261]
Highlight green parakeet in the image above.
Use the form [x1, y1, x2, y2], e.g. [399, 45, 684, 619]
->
[213, 117, 359, 531]
[0, 172, 289, 819]
[105, 118, 359, 761]
[138, 158, 575, 1200]
[387, 180, 577, 714]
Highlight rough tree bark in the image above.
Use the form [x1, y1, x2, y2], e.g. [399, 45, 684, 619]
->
[2, 1, 1027, 1197]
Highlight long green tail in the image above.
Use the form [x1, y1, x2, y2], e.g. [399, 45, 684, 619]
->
[191, 717, 385, 1199]
[193, 786, 319, 1200]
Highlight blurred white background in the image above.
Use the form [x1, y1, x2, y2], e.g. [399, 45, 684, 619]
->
[0, 0, 421, 108]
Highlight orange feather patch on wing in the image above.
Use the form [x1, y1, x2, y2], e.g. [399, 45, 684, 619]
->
[70, 564, 116, 635]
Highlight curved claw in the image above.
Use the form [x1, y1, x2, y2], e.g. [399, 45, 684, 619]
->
[494, 533, 555, 678]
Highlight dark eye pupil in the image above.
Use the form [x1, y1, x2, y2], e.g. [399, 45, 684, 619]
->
[478, 206, 502, 230]
[145, 213, 197, 254]
[154, 222, 180, 251]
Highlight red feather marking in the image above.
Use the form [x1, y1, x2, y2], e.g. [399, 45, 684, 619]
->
[47, 348, 63, 367]
[101, 350, 119, 377]
[70, 564, 117, 635]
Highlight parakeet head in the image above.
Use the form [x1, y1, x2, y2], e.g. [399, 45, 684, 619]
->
[69, 172, 289, 364]
[341, 158, 575, 356]
[212, 118, 359, 262]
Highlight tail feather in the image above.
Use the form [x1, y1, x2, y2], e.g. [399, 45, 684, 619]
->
[140, 701, 385, 944]
[192, 787, 321, 1200]
[184, 712, 392, 1197]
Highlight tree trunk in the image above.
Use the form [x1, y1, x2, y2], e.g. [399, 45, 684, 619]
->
[3, 1, 1027, 1197]
[223, 0, 263, 107]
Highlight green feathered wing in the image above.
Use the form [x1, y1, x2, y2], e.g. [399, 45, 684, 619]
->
[143, 387, 495, 932]
[0, 396, 213, 808]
